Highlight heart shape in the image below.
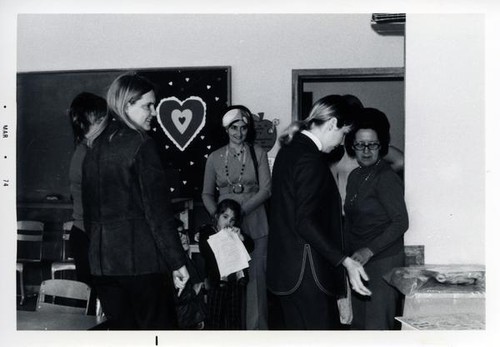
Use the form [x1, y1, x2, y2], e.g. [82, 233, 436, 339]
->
[157, 96, 206, 151]
[171, 109, 192, 134]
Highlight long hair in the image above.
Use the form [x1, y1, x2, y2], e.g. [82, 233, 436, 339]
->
[68, 92, 107, 144]
[323, 94, 364, 162]
[279, 94, 353, 146]
[106, 72, 156, 131]
[342, 94, 364, 110]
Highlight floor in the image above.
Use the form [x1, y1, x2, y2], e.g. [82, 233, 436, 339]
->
[15, 269, 335, 330]
[17, 294, 37, 312]
[16, 294, 110, 330]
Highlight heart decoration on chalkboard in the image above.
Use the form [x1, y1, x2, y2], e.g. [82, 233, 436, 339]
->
[157, 96, 207, 151]
[172, 109, 192, 134]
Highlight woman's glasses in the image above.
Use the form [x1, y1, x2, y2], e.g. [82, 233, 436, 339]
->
[353, 142, 381, 151]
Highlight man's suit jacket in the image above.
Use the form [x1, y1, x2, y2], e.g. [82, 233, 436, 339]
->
[267, 133, 346, 297]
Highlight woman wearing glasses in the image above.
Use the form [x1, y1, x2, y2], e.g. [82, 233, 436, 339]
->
[329, 95, 404, 211]
[344, 107, 409, 330]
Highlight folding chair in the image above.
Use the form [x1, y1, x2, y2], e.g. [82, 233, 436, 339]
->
[17, 221, 44, 305]
[36, 279, 91, 315]
[51, 221, 76, 279]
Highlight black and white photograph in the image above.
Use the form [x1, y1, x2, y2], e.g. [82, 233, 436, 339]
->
[0, 1, 498, 346]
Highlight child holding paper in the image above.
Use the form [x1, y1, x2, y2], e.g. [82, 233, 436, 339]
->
[199, 199, 254, 329]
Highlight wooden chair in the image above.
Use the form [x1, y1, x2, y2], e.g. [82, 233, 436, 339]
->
[36, 279, 91, 315]
[17, 221, 44, 305]
[51, 221, 76, 279]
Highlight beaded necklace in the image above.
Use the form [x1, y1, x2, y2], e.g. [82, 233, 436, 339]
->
[224, 145, 246, 194]
[347, 159, 381, 206]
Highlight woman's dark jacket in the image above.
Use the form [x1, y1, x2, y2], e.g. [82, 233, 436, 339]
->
[82, 120, 186, 276]
[267, 133, 346, 298]
[198, 224, 254, 287]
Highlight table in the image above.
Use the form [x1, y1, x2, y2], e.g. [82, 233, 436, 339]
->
[388, 264, 485, 330]
[396, 313, 485, 330]
[403, 291, 485, 317]
[17, 311, 102, 330]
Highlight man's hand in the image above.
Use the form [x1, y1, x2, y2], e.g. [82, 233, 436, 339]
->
[173, 265, 190, 296]
[342, 257, 372, 296]
[351, 247, 373, 266]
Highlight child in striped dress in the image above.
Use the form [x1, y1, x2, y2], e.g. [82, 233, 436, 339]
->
[198, 199, 254, 329]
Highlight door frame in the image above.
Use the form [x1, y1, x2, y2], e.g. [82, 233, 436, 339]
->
[292, 67, 404, 121]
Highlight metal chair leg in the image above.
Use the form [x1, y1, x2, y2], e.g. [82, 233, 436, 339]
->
[17, 267, 25, 305]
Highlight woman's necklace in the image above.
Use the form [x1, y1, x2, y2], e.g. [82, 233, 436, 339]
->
[231, 148, 244, 159]
[348, 159, 381, 206]
[225, 145, 246, 194]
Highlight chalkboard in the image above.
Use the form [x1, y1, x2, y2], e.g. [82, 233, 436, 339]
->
[17, 67, 231, 203]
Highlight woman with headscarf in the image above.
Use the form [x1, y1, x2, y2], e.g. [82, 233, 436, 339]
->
[202, 105, 271, 329]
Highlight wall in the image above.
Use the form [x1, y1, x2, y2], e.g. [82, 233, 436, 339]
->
[17, 13, 404, 159]
[16, 14, 484, 265]
[405, 14, 484, 264]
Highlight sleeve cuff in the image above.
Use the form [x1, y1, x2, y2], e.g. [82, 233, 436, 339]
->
[336, 256, 347, 267]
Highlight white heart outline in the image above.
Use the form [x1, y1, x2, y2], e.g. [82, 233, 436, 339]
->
[156, 96, 206, 152]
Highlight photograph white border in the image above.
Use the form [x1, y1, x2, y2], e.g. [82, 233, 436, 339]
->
[1, 1, 499, 346]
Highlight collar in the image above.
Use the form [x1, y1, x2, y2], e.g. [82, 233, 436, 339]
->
[301, 130, 322, 151]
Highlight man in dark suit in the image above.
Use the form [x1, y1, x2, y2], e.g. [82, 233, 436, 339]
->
[267, 95, 371, 330]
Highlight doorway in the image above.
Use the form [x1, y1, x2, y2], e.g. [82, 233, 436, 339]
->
[292, 67, 405, 151]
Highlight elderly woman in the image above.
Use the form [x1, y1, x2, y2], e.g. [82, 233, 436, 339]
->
[344, 107, 409, 330]
[82, 72, 189, 330]
[202, 105, 271, 330]
[329, 95, 404, 211]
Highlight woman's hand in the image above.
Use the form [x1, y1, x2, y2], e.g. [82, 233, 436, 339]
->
[342, 256, 372, 296]
[351, 247, 374, 266]
[173, 265, 190, 296]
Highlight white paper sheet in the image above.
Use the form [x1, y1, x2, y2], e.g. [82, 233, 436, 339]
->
[207, 227, 251, 278]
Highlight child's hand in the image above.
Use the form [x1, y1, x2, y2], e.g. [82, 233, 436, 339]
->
[231, 227, 245, 241]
